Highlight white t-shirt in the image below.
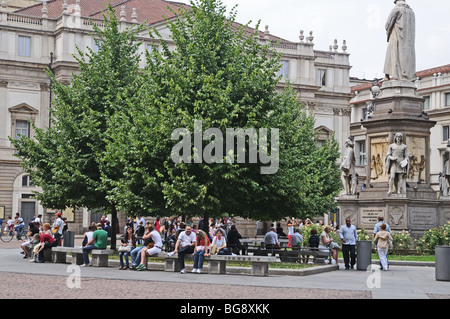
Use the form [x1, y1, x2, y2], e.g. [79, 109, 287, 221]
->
[211, 236, 226, 249]
[53, 217, 64, 234]
[151, 230, 163, 248]
[288, 225, 294, 235]
[178, 231, 196, 248]
[85, 231, 94, 243]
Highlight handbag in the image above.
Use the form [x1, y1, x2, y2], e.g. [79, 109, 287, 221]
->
[388, 239, 393, 249]
[118, 246, 132, 253]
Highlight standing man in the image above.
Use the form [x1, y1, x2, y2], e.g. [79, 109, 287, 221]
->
[52, 212, 64, 246]
[169, 225, 196, 274]
[339, 218, 357, 270]
[384, 0, 416, 81]
[386, 133, 410, 195]
[340, 138, 357, 195]
[373, 216, 392, 270]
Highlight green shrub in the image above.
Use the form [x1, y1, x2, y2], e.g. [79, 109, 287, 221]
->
[416, 222, 450, 254]
[391, 230, 413, 254]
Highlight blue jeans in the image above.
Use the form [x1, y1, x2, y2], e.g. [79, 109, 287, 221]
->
[119, 251, 132, 267]
[193, 250, 205, 269]
[15, 225, 24, 238]
[130, 246, 144, 267]
[82, 244, 102, 265]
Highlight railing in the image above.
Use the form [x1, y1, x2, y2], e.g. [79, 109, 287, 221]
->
[6, 13, 42, 26]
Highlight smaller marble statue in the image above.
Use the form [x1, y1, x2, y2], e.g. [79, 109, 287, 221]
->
[441, 140, 450, 196]
[385, 133, 410, 195]
[340, 138, 357, 195]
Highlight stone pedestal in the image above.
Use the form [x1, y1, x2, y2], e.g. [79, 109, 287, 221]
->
[338, 80, 441, 235]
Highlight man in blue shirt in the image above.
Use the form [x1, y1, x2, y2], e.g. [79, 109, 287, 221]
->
[339, 218, 357, 270]
[373, 216, 391, 269]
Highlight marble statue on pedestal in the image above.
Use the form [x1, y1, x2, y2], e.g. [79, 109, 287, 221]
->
[340, 138, 357, 195]
[386, 133, 410, 195]
[441, 141, 450, 196]
[384, 0, 416, 81]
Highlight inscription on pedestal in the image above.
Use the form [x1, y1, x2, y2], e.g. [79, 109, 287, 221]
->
[361, 208, 384, 226]
[408, 209, 437, 228]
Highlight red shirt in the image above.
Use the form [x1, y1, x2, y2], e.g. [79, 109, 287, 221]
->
[40, 233, 55, 244]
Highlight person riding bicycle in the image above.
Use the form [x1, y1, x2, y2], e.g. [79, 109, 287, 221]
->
[14, 213, 25, 240]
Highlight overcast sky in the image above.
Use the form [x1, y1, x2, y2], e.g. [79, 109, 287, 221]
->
[175, 0, 450, 80]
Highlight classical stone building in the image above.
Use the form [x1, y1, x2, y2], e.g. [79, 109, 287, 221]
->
[0, 0, 352, 234]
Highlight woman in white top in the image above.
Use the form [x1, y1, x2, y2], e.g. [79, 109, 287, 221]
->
[136, 225, 163, 270]
[287, 218, 296, 247]
[210, 229, 231, 255]
[319, 226, 339, 265]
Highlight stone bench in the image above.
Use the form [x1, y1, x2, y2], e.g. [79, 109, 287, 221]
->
[28, 243, 53, 262]
[163, 254, 277, 276]
[51, 247, 115, 267]
[208, 255, 277, 276]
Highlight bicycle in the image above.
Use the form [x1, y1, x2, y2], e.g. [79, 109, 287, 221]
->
[0, 226, 28, 242]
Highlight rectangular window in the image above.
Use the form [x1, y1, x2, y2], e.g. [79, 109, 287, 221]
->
[15, 120, 30, 138]
[357, 140, 366, 166]
[316, 69, 327, 87]
[443, 125, 449, 142]
[22, 175, 33, 187]
[423, 96, 430, 110]
[18, 36, 31, 57]
[445, 93, 450, 107]
[278, 60, 289, 78]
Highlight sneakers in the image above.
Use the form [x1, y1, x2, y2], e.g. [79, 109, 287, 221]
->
[191, 268, 197, 273]
[80, 263, 91, 267]
[167, 252, 175, 257]
[180, 268, 186, 274]
[136, 264, 146, 271]
[196, 268, 201, 274]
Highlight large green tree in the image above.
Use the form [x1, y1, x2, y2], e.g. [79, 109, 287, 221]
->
[106, 0, 342, 227]
[11, 6, 145, 249]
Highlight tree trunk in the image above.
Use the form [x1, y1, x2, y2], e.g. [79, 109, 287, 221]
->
[111, 204, 117, 250]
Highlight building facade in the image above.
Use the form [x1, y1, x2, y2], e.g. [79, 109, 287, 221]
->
[0, 0, 352, 234]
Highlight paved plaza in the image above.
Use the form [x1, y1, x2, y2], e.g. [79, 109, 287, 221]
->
[0, 239, 448, 301]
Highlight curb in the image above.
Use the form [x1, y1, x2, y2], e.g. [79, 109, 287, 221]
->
[104, 258, 339, 276]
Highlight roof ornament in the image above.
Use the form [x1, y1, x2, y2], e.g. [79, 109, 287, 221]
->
[299, 30, 304, 43]
[62, 0, 68, 13]
[131, 8, 138, 23]
[333, 39, 339, 52]
[1, 0, 8, 12]
[307, 31, 314, 43]
[120, 5, 126, 22]
[342, 40, 347, 52]
[264, 25, 270, 40]
[42, 1, 48, 19]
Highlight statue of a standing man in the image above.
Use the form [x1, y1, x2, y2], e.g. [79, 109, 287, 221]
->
[386, 133, 410, 195]
[384, 0, 416, 81]
[340, 138, 357, 195]
[441, 140, 450, 196]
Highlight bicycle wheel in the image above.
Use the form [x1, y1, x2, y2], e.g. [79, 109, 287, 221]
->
[18, 228, 28, 241]
[0, 229, 14, 242]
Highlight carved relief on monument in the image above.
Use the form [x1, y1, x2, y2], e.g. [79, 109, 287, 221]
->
[370, 136, 389, 182]
[406, 136, 426, 183]
[343, 209, 357, 225]
[388, 206, 406, 228]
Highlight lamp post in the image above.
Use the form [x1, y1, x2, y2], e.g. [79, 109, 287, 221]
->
[367, 78, 381, 119]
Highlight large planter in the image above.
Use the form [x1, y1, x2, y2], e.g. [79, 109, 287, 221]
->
[356, 240, 372, 271]
[435, 245, 450, 281]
